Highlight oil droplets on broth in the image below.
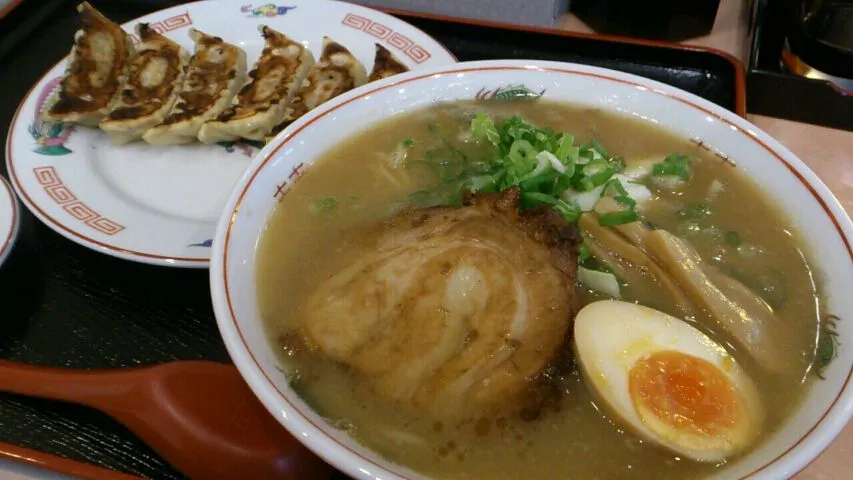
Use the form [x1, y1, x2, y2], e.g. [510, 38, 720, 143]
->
[256, 100, 825, 479]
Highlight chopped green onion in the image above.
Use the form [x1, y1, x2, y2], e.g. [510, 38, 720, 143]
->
[601, 178, 636, 208]
[521, 192, 581, 223]
[508, 139, 537, 164]
[574, 159, 615, 191]
[522, 191, 558, 206]
[410, 111, 687, 224]
[309, 197, 338, 214]
[465, 175, 498, 193]
[609, 157, 627, 173]
[583, 139, 610, 159]
[725, 230, 741, 246]
[589, 166, 616, 189]
[554, 200, 582, 223]
[556, 134, 575, 160]
[578, 243, 592, 264]
[598, 209, 639, 226]
[470, 112, 500, 146]
[519, 170, 560, 193]
[817, 324, 838, 378]
[652, 153, 692, 180]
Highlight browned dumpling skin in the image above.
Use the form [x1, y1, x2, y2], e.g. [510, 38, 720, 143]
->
[197, 25, 315, 144]
[296, 188, 581, 423]
[41, 2, 136, 126]
[99, 23, 190, 144]
[368, 43, 409, 82]
[142, 28, 247, 145]
[265, 36, 367, 142]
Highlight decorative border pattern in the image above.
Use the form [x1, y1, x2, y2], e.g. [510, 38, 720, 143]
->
[240, 4, 298, 17]
[691, 137, 736, 166]
[29, 77, 74, 156]
[33, 167, 125, 236]
[475, 84, 545, 101]
[341, 13, 431, 64]
[273, 162, 305, 201]
[129, 11, 193, 43]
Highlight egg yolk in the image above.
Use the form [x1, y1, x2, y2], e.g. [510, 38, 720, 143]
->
[628, 350, 740, 438]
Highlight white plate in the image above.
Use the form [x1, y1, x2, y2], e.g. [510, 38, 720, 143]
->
[5, 0, 456, 268]
[0, 175, 20, 267]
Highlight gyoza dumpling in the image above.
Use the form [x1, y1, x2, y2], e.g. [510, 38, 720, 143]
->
[197, 25, 314, 144]
[99, 24, 190, 144]
[265, 36, 367, 142]
[40, 2, 135, 127]
[368, 43, 409, 82]
[142, 28, 247, 145]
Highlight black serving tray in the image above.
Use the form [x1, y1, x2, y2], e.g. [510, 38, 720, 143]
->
[0, 1, 746, 479]
[378, 7, 745, 116]
[746, 0, 853, 132]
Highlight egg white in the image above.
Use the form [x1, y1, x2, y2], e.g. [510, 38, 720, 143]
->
[572, 300, 764, 463]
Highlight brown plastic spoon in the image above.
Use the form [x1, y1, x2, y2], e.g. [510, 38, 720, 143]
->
[0, 360, 333, 480]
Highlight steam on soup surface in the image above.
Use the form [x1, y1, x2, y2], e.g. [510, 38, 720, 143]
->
[257, 100, 828, 479]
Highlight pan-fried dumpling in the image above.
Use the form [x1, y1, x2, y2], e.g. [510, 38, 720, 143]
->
[99, 24, 190, 144]
[142, 28, 247, 145]
[197, 26, 314, 144]
[265, 36, 367, 142]
[368, 43, 409, 82]
[40, 2, 135, 127]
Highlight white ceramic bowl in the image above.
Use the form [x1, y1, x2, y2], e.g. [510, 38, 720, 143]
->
[209, 60, 853, 480]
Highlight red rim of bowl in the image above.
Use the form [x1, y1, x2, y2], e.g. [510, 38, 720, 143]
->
[220, 64, 853, 479]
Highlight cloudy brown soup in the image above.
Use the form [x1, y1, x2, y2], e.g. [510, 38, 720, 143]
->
[256, 100, 828, 479]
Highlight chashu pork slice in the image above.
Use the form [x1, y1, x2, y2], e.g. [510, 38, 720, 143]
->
[142, 28, 247, 145]
[197, 25, 314, 144]
[367, 43, 409, 82]
[40, 2, 136, 127]
[99, 24, 190, 144]
[296, 187, 581, 423]
[264, 36, 367, 143]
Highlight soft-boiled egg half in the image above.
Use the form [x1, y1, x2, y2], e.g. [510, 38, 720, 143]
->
[573, 300, 763, 463]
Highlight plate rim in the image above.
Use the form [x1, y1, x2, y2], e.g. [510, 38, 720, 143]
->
[5, 0, 457, 269]
[0, 175, 20, 267]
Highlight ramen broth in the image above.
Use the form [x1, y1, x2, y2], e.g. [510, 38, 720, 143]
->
[257, 101, 825, 479]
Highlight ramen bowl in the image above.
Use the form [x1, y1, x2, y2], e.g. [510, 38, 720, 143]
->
[209, 60, 853, 480]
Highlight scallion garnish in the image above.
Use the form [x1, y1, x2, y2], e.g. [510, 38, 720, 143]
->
[578, 243, 592, 265]
[601, 178, 637, 208]
[652, 153, 692, 180]
[411, 112, 683, 225]
[598, 209, 639, 226]
[470, 112, 500, 146]
[521, 192, 582, 223]
[309, 197, 338, 214]
[725, 230, 742, 246]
